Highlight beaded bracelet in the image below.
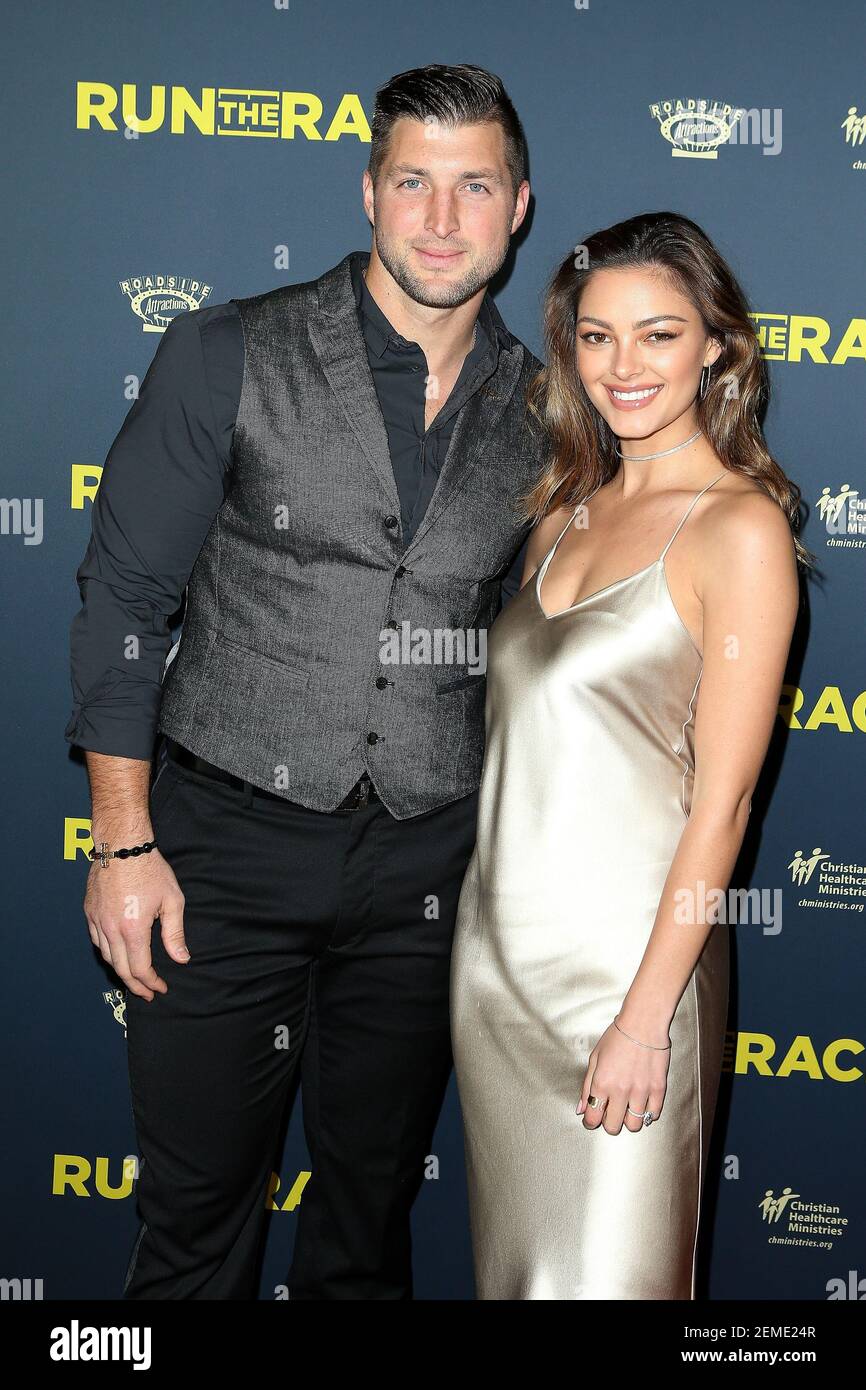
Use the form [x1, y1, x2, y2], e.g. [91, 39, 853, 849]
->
[88, 840, 158, 870]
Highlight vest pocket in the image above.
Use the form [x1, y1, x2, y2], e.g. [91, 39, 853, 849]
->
[216, 632, 312, 682]
[435, 672, 486, 694]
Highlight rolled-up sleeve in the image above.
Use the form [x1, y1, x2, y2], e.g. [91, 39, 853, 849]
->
[65, 304, 241, 758]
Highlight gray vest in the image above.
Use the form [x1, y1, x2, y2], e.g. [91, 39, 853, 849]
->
[157, 253, 545, 818]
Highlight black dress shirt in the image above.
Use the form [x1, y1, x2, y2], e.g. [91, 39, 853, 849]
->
[66, 250, 528, 760]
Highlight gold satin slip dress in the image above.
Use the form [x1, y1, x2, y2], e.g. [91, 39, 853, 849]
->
[450, 472, 730, 1300]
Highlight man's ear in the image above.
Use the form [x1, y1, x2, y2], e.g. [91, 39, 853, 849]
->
[361, 169, 375, 225]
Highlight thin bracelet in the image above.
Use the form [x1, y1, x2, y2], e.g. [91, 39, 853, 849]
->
[614, 1014, 672, 1051]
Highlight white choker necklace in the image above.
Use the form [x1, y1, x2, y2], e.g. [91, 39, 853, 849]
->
[616, 428, 703, 461]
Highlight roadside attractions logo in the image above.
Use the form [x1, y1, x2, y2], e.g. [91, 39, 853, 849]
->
[649, 98, 746, 158]
[119, 275, 212, 332]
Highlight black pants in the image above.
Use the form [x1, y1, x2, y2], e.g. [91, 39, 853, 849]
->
[122, 749, 479, 1299]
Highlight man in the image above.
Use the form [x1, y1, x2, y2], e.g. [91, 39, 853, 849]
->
[66, 62, 543, 1299]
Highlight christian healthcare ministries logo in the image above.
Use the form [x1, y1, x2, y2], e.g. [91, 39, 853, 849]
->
[788, 846, 866, 914]
[814, 482, 866, 552]
[758, 1185, 850, 1252]
[119, 275, 212, 332]
[842, 104, 866, 170]
[649, 99, 745, 158]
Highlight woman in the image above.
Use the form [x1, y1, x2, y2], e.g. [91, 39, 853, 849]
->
[450, 212, 811, 1300]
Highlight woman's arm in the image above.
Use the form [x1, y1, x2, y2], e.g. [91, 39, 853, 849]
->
[578, 486, 800, 1134]
[618, 489, 800, 1042]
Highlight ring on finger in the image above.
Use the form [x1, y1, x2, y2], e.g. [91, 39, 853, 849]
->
[626, 1105, 656, 1127]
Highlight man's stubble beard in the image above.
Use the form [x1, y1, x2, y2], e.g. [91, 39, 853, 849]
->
[373, 226, 512, 309]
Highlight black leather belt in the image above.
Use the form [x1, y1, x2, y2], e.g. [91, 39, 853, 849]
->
[164, 739, 380, 810]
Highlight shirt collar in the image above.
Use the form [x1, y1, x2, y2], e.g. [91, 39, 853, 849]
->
[349, 249, 513, 361]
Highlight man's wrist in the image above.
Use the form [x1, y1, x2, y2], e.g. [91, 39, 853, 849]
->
[90, 819, 155, 846]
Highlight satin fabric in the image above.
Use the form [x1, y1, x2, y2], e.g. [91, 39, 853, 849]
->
[450, 473, 730, 1300]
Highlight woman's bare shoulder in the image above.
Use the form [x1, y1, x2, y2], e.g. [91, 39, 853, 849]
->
[520, 504, 575, 586]
[695, 470, 799, 592]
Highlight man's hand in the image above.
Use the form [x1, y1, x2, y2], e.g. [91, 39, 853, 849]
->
[84, 850, 188, 1001]
[82, 750, 190, 1000]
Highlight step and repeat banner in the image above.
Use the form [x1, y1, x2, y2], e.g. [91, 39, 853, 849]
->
[2, 0, 863, 1301]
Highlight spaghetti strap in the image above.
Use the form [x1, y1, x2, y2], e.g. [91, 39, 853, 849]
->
[544, 480, 605, 566]
[659, 470, 727, 562]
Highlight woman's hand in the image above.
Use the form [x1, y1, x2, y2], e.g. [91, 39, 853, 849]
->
[577, 1018, 671, 1134]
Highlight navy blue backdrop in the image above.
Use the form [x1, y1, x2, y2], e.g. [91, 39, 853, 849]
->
[2, 0, 864, 1300]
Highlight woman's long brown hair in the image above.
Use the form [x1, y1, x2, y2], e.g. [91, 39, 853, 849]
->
[522, 211, 815, 570]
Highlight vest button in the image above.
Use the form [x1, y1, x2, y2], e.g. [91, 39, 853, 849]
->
[395, 565, 406, 578]
[375, 676, 388, 689]
[367, 731, 379, 744]
[384, 515, 398, 529]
